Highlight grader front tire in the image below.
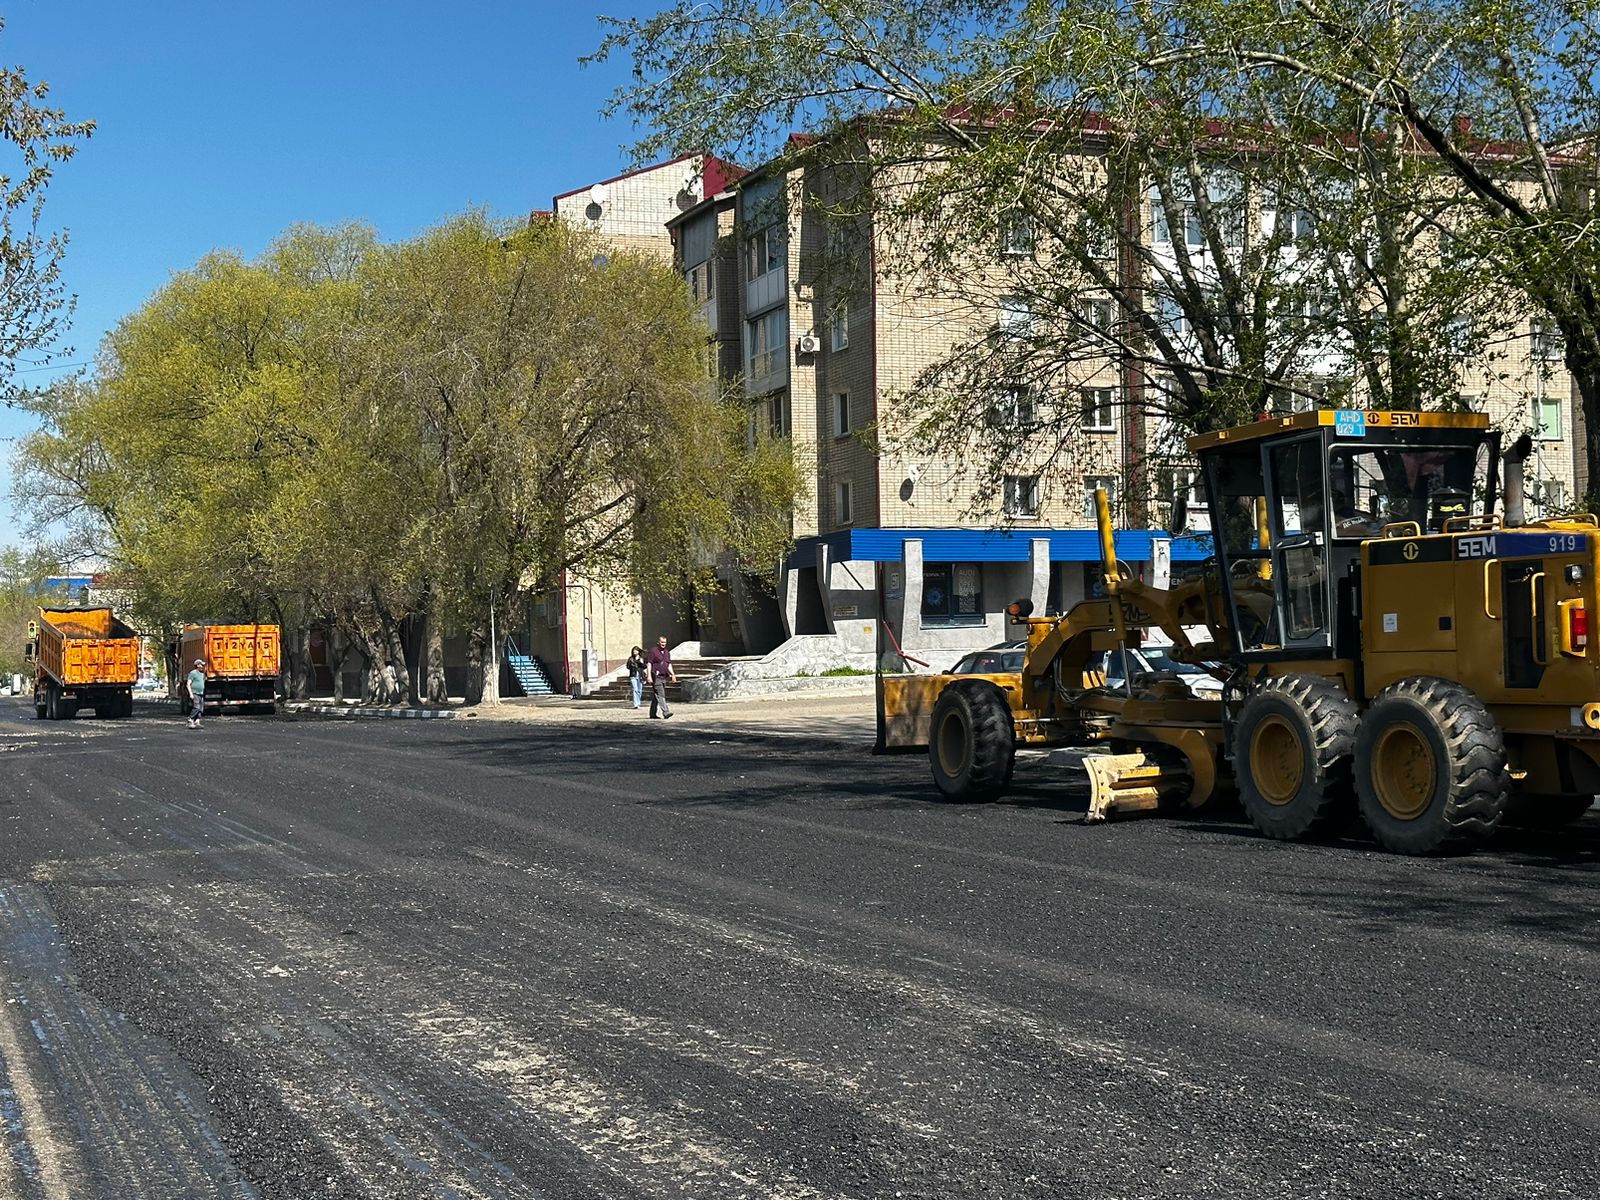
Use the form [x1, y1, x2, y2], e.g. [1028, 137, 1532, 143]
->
[928, 680, 1016, 802]
[1234, 674, 1358, 841]
[1354, 677, 1509, 855]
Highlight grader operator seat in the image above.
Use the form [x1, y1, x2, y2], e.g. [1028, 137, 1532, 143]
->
[1191, 412, 1500, 663]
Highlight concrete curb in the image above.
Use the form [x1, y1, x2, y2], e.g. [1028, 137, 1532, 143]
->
[283, 702, 457, 720]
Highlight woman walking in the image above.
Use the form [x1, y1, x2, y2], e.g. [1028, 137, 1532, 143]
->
[625, 646, 648, 709]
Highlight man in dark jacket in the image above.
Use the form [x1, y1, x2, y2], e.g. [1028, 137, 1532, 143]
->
[645, 635, 676, 719]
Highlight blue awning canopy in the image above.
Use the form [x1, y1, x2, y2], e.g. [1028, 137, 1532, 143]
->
[787, 528, 1211, 567]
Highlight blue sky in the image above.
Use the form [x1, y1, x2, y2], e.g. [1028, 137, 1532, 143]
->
[0, 0, 663, 548]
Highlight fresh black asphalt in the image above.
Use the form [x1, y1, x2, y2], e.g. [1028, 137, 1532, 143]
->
[0, 697, 1596, 1198]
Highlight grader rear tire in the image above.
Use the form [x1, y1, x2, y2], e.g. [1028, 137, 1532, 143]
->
[1234, 674, 1358, 841]
[929, 680, 1015, 802]
[1354, 677, 1509, 855]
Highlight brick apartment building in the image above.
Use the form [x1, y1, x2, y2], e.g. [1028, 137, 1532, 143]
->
[523, 146, 1585, 686]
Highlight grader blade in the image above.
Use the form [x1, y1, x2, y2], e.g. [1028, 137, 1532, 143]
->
[1082, 753, 1191, 823]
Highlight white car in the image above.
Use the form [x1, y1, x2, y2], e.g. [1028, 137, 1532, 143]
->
[1089, 641, 1224, 701]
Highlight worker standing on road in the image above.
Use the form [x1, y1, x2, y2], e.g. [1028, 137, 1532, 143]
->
[626, 645, 648, 709]
[645, 635, 675, 719]
[186, 658, 207, 729]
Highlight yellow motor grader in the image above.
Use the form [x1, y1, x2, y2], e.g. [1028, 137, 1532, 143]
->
[880, 409, 1600, 854]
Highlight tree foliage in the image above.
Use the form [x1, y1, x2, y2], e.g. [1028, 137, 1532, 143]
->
[0, 19, 94, 402]
[14, 215, 798, 703]
[0, 546, 65, 680]
[595, 0, 1591, 514]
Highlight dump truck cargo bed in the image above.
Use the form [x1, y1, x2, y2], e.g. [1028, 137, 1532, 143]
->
[178, 623, 281, 712]
[35, 608, 140, 686]
[31, 607, 141, 719]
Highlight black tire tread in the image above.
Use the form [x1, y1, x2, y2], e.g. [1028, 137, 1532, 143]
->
[929, 680, 1016, 802]
[1235, 673, 1359, 841]
[1356, 677, 1509, 854]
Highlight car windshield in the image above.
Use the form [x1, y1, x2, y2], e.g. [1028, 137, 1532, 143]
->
[953, 650, 1022, 674]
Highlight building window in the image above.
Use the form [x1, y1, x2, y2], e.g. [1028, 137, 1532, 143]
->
[767, 392, 787, 436]
[746, 308, 787, 380]
[999, 208, 1035, 259]
[745, 225, 783, 281]
[1077, 212, 1112, 260]
[1083, 474, 1118, 521]
[999, 294, 1034, 331]
[835, 479, 854, 525]
[922, 562, 984, 625]
[830, 304, 849, 351]
[1277, 288, 1325, 329]
[987, 385, 1035, 429]
[1152, 291, 1189, 337]
[832, 391, 851, 437]
[1442, 313, 1472, 359]
[1082, 386, 1115, 431]
[1533, 321, 1565, 363]
[1533, 388, 1564, 441]
[1003, 474, 1040, 519]
[1078, 296, 1113, 338]
[686, 260, 715, 303]
[1155, 466, 1204, 531]
[1530, 477, 1567, 514]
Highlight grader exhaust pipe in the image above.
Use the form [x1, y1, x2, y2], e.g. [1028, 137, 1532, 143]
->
[1503, 432, 1533, 527]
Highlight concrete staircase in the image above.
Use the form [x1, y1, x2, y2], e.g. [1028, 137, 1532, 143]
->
[506, 653, 557, 697]
[577, 656, 751, 703]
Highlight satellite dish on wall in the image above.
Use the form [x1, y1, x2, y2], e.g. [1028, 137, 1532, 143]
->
[587, 183, 610, 206]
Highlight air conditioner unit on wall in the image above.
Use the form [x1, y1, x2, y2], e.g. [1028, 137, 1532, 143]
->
[796, 332, 822, 355]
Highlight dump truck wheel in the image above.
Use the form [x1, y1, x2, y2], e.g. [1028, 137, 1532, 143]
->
[929, 680, 1015, 802]
[34, 694, 45, 720]
[44, 682, 60, 720]
[1234, 674, 1357, 841]
[1355, 677, 1509, 855]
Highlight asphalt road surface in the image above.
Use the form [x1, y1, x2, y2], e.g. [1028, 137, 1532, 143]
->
[1, 698, 1597, 1199]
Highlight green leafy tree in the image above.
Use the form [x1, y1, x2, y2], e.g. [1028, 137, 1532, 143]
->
[15, 215, 797, 705]
[593, 1, 1544, 518]
[0, 20, 93, 402]
[0, 546, 64, 680]
[1152, 0, 1600, 509]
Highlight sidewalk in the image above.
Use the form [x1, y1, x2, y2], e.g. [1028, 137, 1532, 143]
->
[463, 690, 879, 747]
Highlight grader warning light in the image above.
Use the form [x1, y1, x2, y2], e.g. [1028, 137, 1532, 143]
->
[881, 408, 1600, 855]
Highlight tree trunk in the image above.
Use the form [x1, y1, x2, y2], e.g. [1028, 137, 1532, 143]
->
[162, 633, 181, 700]
[425, 620, 449, 703]
[295, 624, 314, 700]
[1569, 355, 1600, 513]
[401, 613, 423, 707]
[466, 627, 500, 707]
[422, 581, 449, 704]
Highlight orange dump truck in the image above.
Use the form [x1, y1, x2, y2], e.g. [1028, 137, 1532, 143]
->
[27, 607, 140, 720]
[178, 623, 281, 713]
